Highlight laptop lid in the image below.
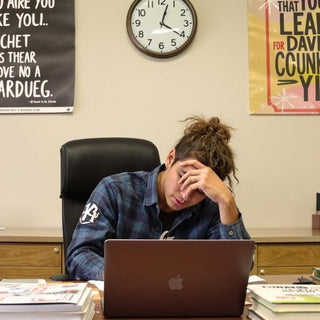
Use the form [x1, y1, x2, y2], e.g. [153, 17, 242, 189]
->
[104, 239, 254, 318]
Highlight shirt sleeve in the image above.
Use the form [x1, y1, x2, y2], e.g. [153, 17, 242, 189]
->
[207, 212, 251, 240]
[218, 213, 251, 239]
[66, 178, 117, 281]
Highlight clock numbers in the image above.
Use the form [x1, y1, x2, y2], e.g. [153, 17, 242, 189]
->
[127, 0, 197, 57]
[137, 9, 146, 17]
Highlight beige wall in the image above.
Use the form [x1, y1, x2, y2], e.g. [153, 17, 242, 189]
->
[0, 0, 319, 229]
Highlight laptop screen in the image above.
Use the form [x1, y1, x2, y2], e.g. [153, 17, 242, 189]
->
[103, 239, 254, 318]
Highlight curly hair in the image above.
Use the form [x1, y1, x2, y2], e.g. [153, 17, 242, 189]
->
[173, 116, 238, 188]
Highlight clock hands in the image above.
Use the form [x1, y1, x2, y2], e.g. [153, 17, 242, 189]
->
[159, 4, 182, 37]
[160, 4, 168, 27]
[159, 21, 183, 37]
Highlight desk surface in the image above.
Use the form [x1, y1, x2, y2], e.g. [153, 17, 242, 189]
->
[1, 227, 320, 244]
[248, 227, 320, 243]
[1, 226, 319, 319]
[0, 227, 63, 242]
[92, 274, 320, 320]
[92, 295, 245, 320]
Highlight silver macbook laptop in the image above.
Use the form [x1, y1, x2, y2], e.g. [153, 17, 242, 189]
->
[103, 239, 254, 318]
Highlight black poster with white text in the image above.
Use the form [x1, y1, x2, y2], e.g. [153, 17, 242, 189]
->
[0, 0, 74, 113]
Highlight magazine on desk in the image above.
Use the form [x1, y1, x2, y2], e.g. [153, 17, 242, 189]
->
[0, 303, 95, 320]
[248, 284, 320, 312]
[0, 282, 92, 313]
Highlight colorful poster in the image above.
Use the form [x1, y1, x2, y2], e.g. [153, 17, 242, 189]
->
[248, 0, 320, 114]
[0, 0, 74, 113]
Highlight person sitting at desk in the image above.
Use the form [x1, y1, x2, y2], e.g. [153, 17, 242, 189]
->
[66, 115, 251, 280]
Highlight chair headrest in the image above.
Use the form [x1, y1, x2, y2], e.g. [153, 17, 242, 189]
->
[60, 137, 161, 200]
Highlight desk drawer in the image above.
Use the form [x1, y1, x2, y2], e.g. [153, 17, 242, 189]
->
[0, 243, 62, 267]
[257, 243, 320, 267]
[257, 266, 315, 276]
[0, 266, 61, 279]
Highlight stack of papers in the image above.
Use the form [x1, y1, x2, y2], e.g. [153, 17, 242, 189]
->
[0, 282, 95, 319]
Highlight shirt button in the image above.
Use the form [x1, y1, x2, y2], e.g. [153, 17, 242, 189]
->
[228, 230, 234, 236]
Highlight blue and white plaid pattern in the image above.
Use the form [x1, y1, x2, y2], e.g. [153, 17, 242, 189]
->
[66, 165, 250, 280]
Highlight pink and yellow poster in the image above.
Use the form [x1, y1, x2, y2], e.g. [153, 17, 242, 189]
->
[248, 0, 320, 114]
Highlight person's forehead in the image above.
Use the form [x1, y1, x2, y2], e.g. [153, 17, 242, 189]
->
[175, 162, 195, 173]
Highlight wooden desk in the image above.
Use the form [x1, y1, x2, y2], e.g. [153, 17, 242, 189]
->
[0, 227, 63, 279]
[1, 227, 319, 278]
[91, 288, 246, 320]
[92, 274, 320, 320]
[92, 293, 245, 320]
[262, 273, 320, 284]
[249, 228, 320, 276]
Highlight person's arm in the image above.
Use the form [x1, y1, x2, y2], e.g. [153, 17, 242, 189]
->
[217, 212, 250, 239]
[66, 178, 117, 281]
[200, 200, 250, 239]
[66, 217, 115, 280]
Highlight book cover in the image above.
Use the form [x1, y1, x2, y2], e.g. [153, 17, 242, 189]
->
[250, 300, 320, 320]
[248, 284, 320, 312]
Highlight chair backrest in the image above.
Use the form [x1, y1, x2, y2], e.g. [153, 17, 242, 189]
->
[60, 137, 161, 273]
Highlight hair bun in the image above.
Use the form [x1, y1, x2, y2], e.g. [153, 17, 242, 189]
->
[184, 116, 231, 142]
[175, 115, 237, 188]
[207, 117, 231, 141]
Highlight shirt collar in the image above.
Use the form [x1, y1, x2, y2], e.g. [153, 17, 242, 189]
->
[143, 164, 165, 207]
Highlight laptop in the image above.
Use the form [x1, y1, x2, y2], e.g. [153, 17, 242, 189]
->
[103, 239, 254, 318]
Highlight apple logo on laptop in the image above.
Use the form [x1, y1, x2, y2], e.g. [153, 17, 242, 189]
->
[168, 274, 183, 290]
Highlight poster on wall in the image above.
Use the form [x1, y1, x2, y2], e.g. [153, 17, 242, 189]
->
[0, 0, 74, 113]
[248, 0, 320, 114]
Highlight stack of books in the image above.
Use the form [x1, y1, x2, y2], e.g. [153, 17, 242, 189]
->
[247, 284, 320, 319]
[0, 282, 95, 319]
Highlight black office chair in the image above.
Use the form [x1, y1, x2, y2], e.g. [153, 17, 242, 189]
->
[51, 137, 161, 280]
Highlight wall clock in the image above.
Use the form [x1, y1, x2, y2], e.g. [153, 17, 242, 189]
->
[126, 0, 197, 58]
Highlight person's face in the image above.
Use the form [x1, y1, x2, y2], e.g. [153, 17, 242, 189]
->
[160, 150, 206, 212]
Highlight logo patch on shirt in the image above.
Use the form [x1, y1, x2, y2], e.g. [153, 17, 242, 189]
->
[80, 203, 100, 224]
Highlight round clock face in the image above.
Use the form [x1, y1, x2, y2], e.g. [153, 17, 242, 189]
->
[126, 0, 197, 58]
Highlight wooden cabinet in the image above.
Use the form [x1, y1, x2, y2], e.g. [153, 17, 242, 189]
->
[249, 228, 320, 276]
[256, 243, 320, 275]
[1, 227, 320, 278]
[0, 228, 63, 279]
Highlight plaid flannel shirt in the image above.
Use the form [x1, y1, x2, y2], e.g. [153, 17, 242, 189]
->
[66, 165, 251, 280]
